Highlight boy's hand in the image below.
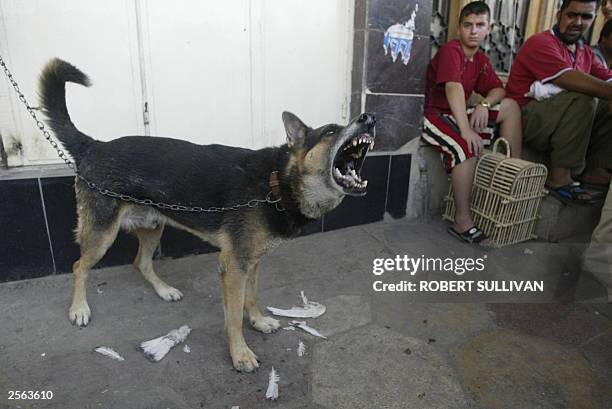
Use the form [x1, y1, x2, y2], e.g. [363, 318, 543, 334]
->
[461, 128, 484, 155]
[469, 105, 489, 132]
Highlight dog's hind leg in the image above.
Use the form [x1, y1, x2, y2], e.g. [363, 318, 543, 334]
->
[219, 247, 259, 372]
[133, 224, 183, 301]
[244, 262, 280, 334]
[70, 219, 121, 327]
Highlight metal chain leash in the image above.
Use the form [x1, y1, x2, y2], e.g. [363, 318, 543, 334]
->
[0, 55, 282, 213]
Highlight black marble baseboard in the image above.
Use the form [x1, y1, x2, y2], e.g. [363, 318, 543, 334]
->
[0, 154, 410, 282]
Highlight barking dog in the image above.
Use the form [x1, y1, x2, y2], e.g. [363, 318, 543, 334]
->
[38, 58, 376, 372]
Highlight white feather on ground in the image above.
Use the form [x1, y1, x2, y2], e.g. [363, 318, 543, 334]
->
[297, 340, 306, 357]
[265, 367, 280, 400]
[94, 346, 125, 361]
[266, 303, 326, 318]
[266, 291, 326, 318]
[138, 325, 191, 362]
[289, 320, 327, 339]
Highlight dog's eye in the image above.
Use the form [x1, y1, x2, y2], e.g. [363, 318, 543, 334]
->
[325, 129, 335, 136]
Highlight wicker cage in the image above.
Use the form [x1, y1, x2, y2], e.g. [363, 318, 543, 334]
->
[443, 138, 548, 248]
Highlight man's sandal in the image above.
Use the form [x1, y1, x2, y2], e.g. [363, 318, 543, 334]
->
[577, 169, 612, 192]
[575, 179, 610, 193]
[545, 181, 604, 205]
[448, 226, 492, 247]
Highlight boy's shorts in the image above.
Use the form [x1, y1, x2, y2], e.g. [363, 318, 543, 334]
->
[422, 108, 499, 173]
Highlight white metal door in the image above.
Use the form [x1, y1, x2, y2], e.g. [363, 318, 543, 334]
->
[141, 0, 353, 149]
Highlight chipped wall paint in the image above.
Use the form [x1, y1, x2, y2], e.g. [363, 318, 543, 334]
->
[0, 132, 8, 168]
[383, 4, 419, 66]
[1, 133, 24, 166]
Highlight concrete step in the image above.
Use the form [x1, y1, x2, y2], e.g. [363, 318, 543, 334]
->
[535, 195, 604, 242]
[522, 146, 604, 242]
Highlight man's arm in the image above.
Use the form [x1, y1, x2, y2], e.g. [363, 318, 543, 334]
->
[470, 87, 505, 131]
[552, 70, 612, 99]
[445, 82, 471, 130]
[445, 82, 484, 155]
[483, 87, 505, 106]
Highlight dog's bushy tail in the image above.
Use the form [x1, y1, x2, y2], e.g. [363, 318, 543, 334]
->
[38, 58, 96, 163]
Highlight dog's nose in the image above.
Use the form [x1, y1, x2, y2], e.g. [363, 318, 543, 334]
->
[358, 113, 376, 127]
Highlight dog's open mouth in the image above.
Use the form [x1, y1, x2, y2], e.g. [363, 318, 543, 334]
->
[332, 133, 374, 195]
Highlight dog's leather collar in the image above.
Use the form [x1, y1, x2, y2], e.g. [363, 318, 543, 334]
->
[269, 171, 281, 202]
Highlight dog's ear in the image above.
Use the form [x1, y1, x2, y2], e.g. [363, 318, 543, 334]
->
[282, 111, 306, 149]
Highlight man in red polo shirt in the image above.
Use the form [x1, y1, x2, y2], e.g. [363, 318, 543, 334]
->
[507, 0, 612, 204]
[423, 1, 523, 246]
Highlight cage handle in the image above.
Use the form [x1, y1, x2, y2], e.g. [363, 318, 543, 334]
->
[492, 137, 511, 158]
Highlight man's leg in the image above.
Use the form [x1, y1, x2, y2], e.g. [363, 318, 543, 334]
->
[451, 157, 477, 233]
[496, 98, 522, 159]
[582, 181, 612, 302]
[582, 99, 612, 186]
[523, 92, 598, 196]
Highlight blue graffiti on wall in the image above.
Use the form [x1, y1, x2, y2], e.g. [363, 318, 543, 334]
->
[383, 4, 419, 65]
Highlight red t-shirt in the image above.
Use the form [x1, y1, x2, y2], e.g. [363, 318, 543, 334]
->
[507, 29, 612, 107]
[424, 39, 503, 115]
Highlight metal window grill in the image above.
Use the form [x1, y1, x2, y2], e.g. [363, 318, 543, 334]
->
[429, 0, 532, 73]
[430, 0, 451, 55]
[481, 0, 531, 73]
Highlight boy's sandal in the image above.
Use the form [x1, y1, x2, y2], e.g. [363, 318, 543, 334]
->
[448, 226, 491, 247]
[545, 182, 603, 205]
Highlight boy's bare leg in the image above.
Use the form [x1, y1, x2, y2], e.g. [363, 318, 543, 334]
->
[452, 157, 477, 232]
[496, 98, 523, 159]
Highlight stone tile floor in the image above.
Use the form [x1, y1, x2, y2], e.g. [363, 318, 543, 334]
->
[0, 219, 610, 408]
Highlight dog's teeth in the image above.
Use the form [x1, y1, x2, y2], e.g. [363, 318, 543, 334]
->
[370, 141, 374, 149]
[353, 139, 358, 146]
[363, 180, 368, 187]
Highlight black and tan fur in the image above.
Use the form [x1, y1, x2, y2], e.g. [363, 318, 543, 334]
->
[38, 58, 376, 372]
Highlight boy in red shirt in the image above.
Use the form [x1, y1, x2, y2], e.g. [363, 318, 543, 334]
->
[423, 1, 523, 246]
[507, 0, 612, 204]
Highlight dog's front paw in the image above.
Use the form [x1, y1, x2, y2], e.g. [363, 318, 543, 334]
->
[231, 345, 260, 372]
[250, 316, 281, 334]
[155, 285, 183, 302]
[68, 302, 91, 327]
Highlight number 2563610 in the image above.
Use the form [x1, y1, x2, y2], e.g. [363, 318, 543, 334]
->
[8, 390, 54, 400]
